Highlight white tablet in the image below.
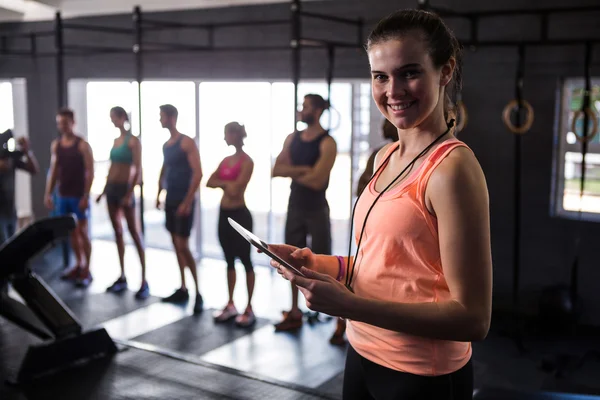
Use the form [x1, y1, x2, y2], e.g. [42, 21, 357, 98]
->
[228, 217, 305, 277]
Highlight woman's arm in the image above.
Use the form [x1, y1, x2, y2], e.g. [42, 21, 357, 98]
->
[126, 137, 142, 197]
[222, 157, 254, 198]
[206, 168, 227, 189]
[307, 254, 354, 280]
[329, 148, 492, 343]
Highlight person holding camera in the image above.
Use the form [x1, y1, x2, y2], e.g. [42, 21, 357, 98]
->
[0, 134, 39, 295]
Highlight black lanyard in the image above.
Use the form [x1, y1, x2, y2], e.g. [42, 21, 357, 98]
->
[345, 120, 455, 292]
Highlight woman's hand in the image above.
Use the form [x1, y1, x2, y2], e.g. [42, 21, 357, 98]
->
[278, 266, 355, 319]
[267, 245, 318, 274]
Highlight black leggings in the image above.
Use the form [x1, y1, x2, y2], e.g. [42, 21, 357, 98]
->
[343, 345, 473, 400]
[218, 206, 253, 271]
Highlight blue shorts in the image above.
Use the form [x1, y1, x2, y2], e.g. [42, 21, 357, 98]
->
[56, 196, 89, 221]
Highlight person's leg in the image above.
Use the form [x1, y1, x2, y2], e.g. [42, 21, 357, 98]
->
[235, 207, 256, 327]
[174, 233, 202, 313]
[65, 197, 85, 279]
[162, 206, 189, 303]
[307, 204, 332, 256]
[275, 206, 306, 331]
[238, 207, 255, 308]
[218, 208, 237, 304]
[75, 216, 93, 287]
[123, 198, 148, 297]
[166, 202, 201, 312]
[74, 196, 93, 287]
[240, 253, 255, 308]
[342, 345, 375, 400]
[174, 205, 202, 313]
[58, 197, 84, 279]
[106, 202, 128, 292]
[214, 208, 238, 321]
[307, 205, 342, 343]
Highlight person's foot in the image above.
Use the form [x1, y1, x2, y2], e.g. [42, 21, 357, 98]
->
[106, 276, 128, 293]
[329, 318, 347, 346]
[235, 307, 256, 328]
[193, 293, 204, 314]
[75, 269, 93, 288]
[162, 288, 189, 304]
[213, 303, 238, 322]
[274, 309, 303, 332]
[61, 265, 81, 280]
[135, 281, 150, 300]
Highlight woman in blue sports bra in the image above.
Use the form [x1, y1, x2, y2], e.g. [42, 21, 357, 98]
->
[96, 106, 149, 300]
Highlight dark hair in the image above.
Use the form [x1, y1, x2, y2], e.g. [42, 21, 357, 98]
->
[382, 119, 399, 141]
[224, 121, 247, 139]
[159, 104, 178, 119]
[366, 9, 463, 123]
[57, 107, 74, 121]
[110, 106, 129, 121]
[304, 94, 330, 113]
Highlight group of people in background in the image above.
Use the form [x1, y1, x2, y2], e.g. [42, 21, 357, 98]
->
[1, 9, 494, 398]
[15, 92, 353, 338]
[0, 90, 398, 342]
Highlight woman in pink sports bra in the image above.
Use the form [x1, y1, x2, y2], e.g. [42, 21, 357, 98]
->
[206, 122, 256, 327]
[268, 9, 493, 400]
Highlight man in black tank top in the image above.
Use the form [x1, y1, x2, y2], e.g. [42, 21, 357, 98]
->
[272, 94, 337, 332]
[156, 104, 204, 314]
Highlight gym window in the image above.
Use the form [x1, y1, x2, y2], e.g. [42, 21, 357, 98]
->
[0, 79, 32, 223]
[552, 78, 600, 221]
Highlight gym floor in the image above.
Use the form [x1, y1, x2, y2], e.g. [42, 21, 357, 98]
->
[1, 240, 600, 399]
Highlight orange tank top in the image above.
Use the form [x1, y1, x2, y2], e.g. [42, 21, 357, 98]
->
[346, 137, 472, 376]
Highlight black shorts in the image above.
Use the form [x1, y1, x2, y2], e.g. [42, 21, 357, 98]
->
[343, 345, 473, 400]
[218, 206, 253, 263]
[105, 182, 134, 207]
[165, 202, 195, 238]
[285, 203, 331, 254]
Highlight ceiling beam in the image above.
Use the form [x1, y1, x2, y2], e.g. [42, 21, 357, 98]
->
[0, 0, 26, 15]
[0, 7, 23, 22]
[32, 0, 62, 6]
[0, 0, 55, 22]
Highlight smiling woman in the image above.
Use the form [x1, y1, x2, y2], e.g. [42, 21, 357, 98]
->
[268, 9, 492, 400]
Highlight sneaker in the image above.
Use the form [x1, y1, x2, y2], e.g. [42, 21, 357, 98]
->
[75, 270, 93, 288]
[106, 277, 128, 293]
[213, 303, 238, 322]
[274, 310, 303, 332]
[329, 318, 347, 346]
[193, 294, 204, 314]
[135, 281, 150, 300]
[235, 308, 256, 328]
[61, 266, 81, 280]
[162, 288, 189, 304]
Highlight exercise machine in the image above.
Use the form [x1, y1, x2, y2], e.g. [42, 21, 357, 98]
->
[0, 215, 117, 385]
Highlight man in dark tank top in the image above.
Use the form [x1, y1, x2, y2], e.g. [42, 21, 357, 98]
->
[272, 94, 337, 333]
[44, 108, 95, 287]
[156, 104, 204, 314]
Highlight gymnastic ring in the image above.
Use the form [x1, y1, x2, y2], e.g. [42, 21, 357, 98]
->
[502, 99, 534, 134]
[456, 100, 468, 132]
[570, 108, 599, 143]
